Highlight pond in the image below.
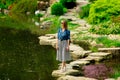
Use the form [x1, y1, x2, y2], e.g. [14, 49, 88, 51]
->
[0, 14, 58, 80]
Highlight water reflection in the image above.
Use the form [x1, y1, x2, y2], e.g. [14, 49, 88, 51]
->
[0, 27, 58, 80]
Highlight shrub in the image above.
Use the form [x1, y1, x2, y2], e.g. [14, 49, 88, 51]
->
[51, 2, 64, 16]
[11, 0, 37, 13]
[89, 21, 120, 34]
[79, 4, 90, 19]
[88, 0, 120, 24]
[88, 0, 97, 3]
[60, 0, 76, 9]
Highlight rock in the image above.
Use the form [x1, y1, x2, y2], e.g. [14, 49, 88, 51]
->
[45, 33, 57, 38]
[59, 15, 78, 21]
[52, 69, 81, 78]
[37, 1, 49, 10]
[117, 77, 120, 80]
[35, 21, 40, 26]
[89, 52, 112, 60]
[85, 56, 104, 62]
[105, 78, 116, 80]
[57, 75, 97, 80]
[50, 0, 57, 5]
[69, 43, 84, 52]
[89, 52, 111, 57]
[40, 20, 52, 29]
[70, 60, 90, 67]
[71, 50, 91, 60]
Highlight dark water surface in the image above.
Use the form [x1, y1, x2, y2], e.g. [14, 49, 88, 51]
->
[0, 27, 58, 80]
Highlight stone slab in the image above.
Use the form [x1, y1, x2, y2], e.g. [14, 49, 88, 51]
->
[57, 75, 97, 80]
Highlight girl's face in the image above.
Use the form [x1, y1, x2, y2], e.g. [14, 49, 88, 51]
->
[61, 21, 64, 29]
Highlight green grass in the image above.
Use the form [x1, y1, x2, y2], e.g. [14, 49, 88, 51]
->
[96, 36, 120, 47]
[68, 22, 80, 30]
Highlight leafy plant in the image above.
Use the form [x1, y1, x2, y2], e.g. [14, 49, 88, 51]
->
[96, 36, 120, 47]
[79, 4, 90, 19]
[51, 2, 64, 16]
[11, 0, 37, 13]
[88, 0, 120, 24]
[89, 21, 120, 34]
[88, 0, 97, 3]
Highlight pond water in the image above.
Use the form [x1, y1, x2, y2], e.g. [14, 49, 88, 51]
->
[0, 14, 58, 80]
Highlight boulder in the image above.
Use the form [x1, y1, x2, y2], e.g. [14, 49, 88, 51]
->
[52, 69, 81, 78]
[57, 75, 97, 80]
[70, 60, 90, 67]
[40, 20, 52, 29]
[89, 52, 112, 60]
[71, 50, 91, 60]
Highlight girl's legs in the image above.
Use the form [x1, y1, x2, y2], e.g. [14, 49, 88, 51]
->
[61, 61, 66, 72]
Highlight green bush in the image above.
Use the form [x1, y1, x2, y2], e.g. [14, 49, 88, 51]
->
[11, 0, 37, 13]
[51, 2, 64, 16]
[88, 0, 120, 24]
[79, 4, 90, 19]
[0, 0, 15, 9]
[89, 21, 120, 34]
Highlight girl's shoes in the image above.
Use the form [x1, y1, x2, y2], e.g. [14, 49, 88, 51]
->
[60, 66, 66, 72]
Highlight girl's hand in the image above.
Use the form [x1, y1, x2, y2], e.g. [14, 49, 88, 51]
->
[56, 46, 59, 50]
[66, 46, 69, 51]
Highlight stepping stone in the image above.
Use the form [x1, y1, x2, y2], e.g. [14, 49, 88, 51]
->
[89, 52, 112, 59]
[70, 60, 90, 67]
[105, 78, 116, 80]
[45, 33, 57, 38]
[89, 52, 111, 57]
[57, 75, 97, 80]
[52, 69, 81, 78]
[70, 44, 84, 52]
[85, 56, 104, 62]
[71, 50, 91, 60]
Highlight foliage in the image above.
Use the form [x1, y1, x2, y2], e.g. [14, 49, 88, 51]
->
[88, 0, 97, 3]
[89, 21, 120, 34]
[51, 2, 64, 16]
[11, 0, 37, 13]
[96, 36, 120, 47]
[88, 0, 120, 24]
[0, 0, 15, 9]
[79, 4, 90, 19]
[83, 64, 113, 79]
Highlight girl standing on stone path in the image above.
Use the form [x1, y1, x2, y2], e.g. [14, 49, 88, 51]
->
[56, 20, 72, 72]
